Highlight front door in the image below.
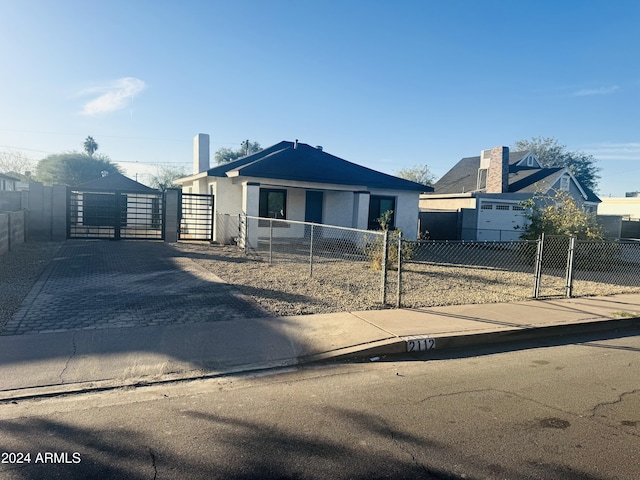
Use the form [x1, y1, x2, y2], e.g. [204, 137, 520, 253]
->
[305, 191, 323, 223]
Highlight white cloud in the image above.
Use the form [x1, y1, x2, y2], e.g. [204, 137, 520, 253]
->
[572, 85, 620, 97]
[583, 142, 640, 161]
[79, 77, 146, 115]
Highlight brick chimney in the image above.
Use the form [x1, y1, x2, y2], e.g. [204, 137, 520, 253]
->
[193, 133, 210, 174]
[483, 146, 509, 193]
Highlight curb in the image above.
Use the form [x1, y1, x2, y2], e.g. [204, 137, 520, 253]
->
[1, 317, 638, 403]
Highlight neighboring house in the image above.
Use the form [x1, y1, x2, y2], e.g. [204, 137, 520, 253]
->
[598, 197, 640, 220]
[72, 172, 162, 231]
[174, 135, 431, 244]
[420, 146, 601, 241]
[598, 196, 640, 239]
[0, 172, 19, 191]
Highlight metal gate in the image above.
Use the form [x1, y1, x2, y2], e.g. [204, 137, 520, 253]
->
[68, 189, 164, 240]
[532, 234, 572, 298]
[179, 193, 214, 241]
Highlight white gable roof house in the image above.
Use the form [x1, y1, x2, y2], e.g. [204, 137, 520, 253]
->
[420, 146, 601, 241]
[175, 134, 431, 247]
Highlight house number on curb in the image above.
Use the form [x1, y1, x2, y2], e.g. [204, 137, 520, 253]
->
[406, 337, 436, 352]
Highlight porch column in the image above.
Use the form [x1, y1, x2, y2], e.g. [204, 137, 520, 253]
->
[242, 182, 260, 250]
[352, 191, 370, 230]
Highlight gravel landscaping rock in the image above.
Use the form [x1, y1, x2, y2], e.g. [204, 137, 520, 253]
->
[170, 242, 640, 316]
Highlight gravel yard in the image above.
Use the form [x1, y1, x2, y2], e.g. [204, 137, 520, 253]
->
[0, 242, 63, 331]
[170, 242, 640, 316]
[2, 240, 637, 327]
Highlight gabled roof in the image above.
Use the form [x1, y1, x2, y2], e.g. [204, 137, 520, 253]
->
[0, 172, 19, 182]
[206, 141, 432, 192]
[433, 150, 600, 202]
[74, 172, 157, 192]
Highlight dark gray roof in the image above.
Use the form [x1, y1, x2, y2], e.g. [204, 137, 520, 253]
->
[433, 150, 600, 202]
[75, 172, 157, 192]
[207, 141, 432, 192]
[0, 172, 19, 182]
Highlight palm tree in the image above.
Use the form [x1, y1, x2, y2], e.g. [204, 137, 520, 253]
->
[83, 136, 98, 157]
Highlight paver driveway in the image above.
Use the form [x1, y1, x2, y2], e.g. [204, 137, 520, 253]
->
[3, 240, 268, 335]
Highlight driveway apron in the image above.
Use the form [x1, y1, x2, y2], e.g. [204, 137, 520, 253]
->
[3, 240, 268, 335]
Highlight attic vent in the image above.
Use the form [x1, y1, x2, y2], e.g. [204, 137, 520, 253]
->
[316, 145, 323, 151]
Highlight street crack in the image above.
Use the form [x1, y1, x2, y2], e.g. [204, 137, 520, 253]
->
[149, 448, 158, 480]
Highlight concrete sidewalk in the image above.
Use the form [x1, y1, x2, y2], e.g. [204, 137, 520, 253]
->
[1, 293, 639, 401]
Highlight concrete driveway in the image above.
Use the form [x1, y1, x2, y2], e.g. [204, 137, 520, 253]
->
[3, 240, 268, 336]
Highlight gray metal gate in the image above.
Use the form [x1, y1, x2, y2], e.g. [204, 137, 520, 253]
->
[68, 188, 164, 240]
[532, 234, 572, 298]
[179, 193, 214, 241]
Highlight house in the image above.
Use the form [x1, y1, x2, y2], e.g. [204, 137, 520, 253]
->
[174, 135, 431, 244]
[0, 172, 19, 191]
[598, 196, 640, 239]
[71, 172, 162, 233]
[420, 146, 601, 241]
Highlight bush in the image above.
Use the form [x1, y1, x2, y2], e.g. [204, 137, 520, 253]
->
[364, 230, 415, 271]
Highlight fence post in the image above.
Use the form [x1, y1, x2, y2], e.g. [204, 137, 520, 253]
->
[565, 235, 576, 298]
[381, 230, 388, 305]
[269, 218, 273, 265]
[309, 223, 314, 277]
[396, 231, 403, 308]
[533, 233, 544, 298]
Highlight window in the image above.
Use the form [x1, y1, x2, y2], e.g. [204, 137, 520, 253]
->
[496, 204, 510, 210]
[560, 176, 570, 192]
[259, 188, 287, 219]
[527, 156, 534, 167]
[480, 203, 493, 210]
[368, 195, 396, 230]
[512, 205, 525, 211]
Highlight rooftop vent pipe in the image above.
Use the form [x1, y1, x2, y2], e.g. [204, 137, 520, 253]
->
[294, 139, 298, 149]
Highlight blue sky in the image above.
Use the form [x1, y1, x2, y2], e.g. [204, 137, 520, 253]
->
[1, 0, 638, 196]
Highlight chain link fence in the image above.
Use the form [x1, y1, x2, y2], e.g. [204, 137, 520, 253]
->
[572, 240, 640, 296]
[233, 215, 639, 311]
[241, 215, 387, 309]
[397, 239, 538, 308]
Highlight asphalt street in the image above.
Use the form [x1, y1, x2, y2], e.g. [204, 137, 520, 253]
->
[1, 330, 638, 480]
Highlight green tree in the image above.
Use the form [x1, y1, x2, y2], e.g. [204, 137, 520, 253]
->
[513, 136, 600, 192]
[0, 151, 36, 175]
[36, 152, 121, 186]
[83, 136, 99, 157]
[519, 189, 603, 241]
[214, 140, 261, 165]
[395, 165, 437, 186]
[149, 165, 187, 191]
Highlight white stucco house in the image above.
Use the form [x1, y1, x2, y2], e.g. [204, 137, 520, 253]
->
[174, 135, 431, 245]
[420, 146, 601, 241]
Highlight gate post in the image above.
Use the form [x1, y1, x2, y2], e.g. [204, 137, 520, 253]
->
[380, 230, 389, 305]
[396, 231, 403, 308]
[309, 223, 314, 277]
[565, 235, 576, 298]
[533, 233, 544, 298]
[114, 191, 122, 240]
[164, 189, 179, 242]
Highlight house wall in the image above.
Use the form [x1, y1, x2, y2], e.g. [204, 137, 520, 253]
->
[323, 191, 354, 228]
[419, 195, 476, 211]
[598, 197, 640, 219]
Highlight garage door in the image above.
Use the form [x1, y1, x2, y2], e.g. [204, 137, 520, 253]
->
[477, 202, 526, 241]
